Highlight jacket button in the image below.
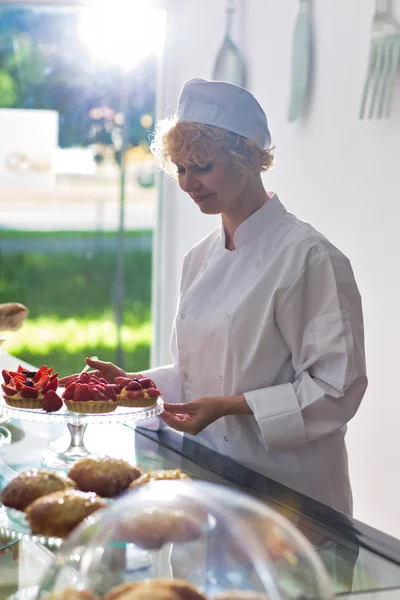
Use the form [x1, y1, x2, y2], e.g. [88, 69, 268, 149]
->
[225, 313, 231, 319]
[220, 375, 224, 382]
[180, 313, 185, 320]
[255, 261, 261, 267]
[183, 373, 188, 379]
[224, 436, 229, 442]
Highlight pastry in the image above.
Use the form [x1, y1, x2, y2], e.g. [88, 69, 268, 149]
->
[0, 302, 28, 331]
[119, 507, 203, 549]
[25, 489, 107, 538]
[68, 456, 142, 498]
[213, 593, 269, 600]
[1, 365, 61, 410]
[47, 589, 97, 600]
[104, 579, 206, 600]
[114, 376, 161, 408]
[63, 372, 118, 414]
[129, 469, 190, 490]
[1, 469, 76, 511]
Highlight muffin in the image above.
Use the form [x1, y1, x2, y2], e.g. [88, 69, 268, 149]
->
[0, 302, 28, 331]
[118, 507, 204, 550]
[129, 469, 190, 490]
[47, 590, 97, 600]
[114, 376, 161, 408]
[104, 579, 206, 600]
[1, 364, 60, 410]
[1, 469, 76, 512]
[68, 456, 142, 498]
[63, 372, 118, 414]
[25, 489, 107, 538]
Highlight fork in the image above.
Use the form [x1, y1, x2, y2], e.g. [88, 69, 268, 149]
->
[360, 0, 400, 119]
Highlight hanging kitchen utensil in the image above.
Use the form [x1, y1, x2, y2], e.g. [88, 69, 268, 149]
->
[212, 0, 247, 88]
[287, 0, 313, 122]
[360, 0, 400, 119]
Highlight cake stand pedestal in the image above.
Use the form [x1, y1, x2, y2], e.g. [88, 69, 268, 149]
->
[0, 396, 164, 470]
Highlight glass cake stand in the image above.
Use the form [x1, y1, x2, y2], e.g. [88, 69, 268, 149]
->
[0, 393, 164, 470]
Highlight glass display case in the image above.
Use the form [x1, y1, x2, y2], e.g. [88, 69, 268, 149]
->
[1, 416, 400, 599]
[33, 480, 335, 599]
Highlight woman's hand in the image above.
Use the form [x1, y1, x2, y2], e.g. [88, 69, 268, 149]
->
[160, 394, 251, 435]
[59, 357, 142, 385]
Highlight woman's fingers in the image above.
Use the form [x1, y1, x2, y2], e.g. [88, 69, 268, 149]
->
[85, 357, 107, 370]
[163, 402, 191, 414]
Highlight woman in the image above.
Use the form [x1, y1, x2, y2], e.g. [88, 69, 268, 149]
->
[65, 78, 367, 514]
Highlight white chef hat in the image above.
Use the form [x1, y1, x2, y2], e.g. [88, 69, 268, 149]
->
[176, 78, 271, 150]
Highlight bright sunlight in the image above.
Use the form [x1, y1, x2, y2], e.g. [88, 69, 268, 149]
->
[78, 0, 166, 70]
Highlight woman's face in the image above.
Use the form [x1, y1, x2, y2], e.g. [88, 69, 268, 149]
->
[174, 150, 251, 215]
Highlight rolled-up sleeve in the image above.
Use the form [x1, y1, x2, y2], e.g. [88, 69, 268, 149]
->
[244, 250, 368, 452]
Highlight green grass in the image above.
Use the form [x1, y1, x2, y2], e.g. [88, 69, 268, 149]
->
[4, 316, 152, 377]
[0, 230, 153, 376]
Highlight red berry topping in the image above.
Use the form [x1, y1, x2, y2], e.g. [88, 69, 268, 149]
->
[73, 383, 91, 402]
[43, 378, 58, 393]
[20, 385, 39, 399]
[42, 390, 63, 412]
[2, 369, 11, 384]
[79, 372, 91, 384]
[90, 386, 108, 401]
[1, 384, 18, 396]
[138, 377, 155, 389]
[103, 385, 118, 401]
[146, 387, 161, 398]
[126, 380, 143, 392]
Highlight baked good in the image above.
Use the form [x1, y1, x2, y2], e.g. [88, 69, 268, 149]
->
[63, 372, 118, 414]
[0, 302, 28, 331]
[104, 579, 206, 600]
[68, 456, 142, 498]
[114, 376, 161, 408]
[1, 469, 76, 511]
[47, 589, 97, 600]
[25, 489, 107, 538]
[1, 364, 61, 410]
[213, 592, 269, 600]
[119, 507, 203, 549]
[129, 469, 190, 490]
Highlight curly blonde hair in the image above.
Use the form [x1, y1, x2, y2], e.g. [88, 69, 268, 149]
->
[150, 118, 274, 178]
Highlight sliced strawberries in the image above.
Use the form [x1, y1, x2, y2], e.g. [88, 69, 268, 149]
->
[138, 377, 155, 389]
[126, 380, 142, 391]
[20, 385, 39, 399]
[2, 369, 11, 384]
[146, 388, 161, 399]
[115, 376, 133, 387]
[73, 383, 92, 402]
[1, 384, 17, 396]
[103, 385, 118, 402]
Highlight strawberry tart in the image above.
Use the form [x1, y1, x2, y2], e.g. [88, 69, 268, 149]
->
[62, 372, 118, 414]
[1, 365, 62, 411]
[114, 376, 161, 408]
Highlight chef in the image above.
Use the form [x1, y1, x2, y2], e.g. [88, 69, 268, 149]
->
[81, 79, 368, 515]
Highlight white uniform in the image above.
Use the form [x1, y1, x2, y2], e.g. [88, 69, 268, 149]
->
[144, 194, 367, 514]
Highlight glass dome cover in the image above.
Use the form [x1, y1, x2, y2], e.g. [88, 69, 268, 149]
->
[35, 481, 334, 600]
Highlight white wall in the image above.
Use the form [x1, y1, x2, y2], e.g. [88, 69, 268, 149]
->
[155, 0, 400, 538]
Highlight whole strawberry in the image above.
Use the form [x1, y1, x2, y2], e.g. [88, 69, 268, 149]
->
[42, 390, 63, 412]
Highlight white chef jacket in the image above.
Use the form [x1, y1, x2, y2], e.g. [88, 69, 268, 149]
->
[143, 194, 367, 514]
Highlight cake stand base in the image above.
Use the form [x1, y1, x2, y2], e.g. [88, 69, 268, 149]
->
[41, 423, 95, 470]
